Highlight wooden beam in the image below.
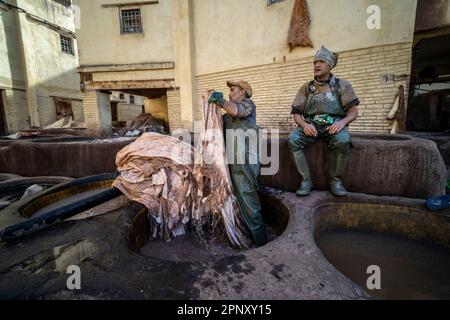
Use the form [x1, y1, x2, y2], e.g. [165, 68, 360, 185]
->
[84, 79, 176, 90]
[101, 1, 159, 8]
[78, 62, 174, 73]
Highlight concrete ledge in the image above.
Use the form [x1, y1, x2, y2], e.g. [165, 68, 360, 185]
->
[259, 133, 446, 199]
[0, 138, 135, 178]
[0, 133, 445, 199]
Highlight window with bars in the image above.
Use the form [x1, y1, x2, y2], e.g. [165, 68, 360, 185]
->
[120, 9, 143, 34]
[60, 35, 74, 55]
[54, 0, 72, 7]
[129, 95, 135, 104]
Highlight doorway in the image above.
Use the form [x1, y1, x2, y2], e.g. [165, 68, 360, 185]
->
[110, 101, 118, 122]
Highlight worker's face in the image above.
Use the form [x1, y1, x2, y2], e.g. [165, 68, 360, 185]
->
[314, 59, 331, 78]
[229, 86, 245, 103]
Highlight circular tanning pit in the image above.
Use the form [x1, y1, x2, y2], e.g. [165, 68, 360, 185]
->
[314, 202, 450, 299]
[0, 173, 121, 242]
[127, 192, 290, 262]
[0, 176, 73, 211]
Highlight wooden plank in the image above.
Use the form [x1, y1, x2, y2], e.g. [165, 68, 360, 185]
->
[84, 79, 176, 90]
[78, 62, 174, 73]
[101, 1, 159, 8]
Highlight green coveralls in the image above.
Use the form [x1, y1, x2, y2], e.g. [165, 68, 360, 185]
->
[223, 115, 267, 247]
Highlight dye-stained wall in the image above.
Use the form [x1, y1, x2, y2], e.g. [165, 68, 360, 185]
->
[0, 0, 82, 133]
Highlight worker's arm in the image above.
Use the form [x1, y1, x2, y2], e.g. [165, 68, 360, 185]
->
[222, 101, 239, 116]
[208, 91, 253, 118]
[327, 106, 358, 134]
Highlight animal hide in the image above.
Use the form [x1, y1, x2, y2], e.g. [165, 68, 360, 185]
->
[112, 92, 251, 248]
[387, 85, 406, 134]
[287, 0, 313, 51]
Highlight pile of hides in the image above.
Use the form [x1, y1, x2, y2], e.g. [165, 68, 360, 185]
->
[117, 113, 167, 136]
[287, 0, 313, 51]
[113, 93, 251, 248]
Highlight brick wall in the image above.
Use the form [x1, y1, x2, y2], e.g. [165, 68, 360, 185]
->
[37, 95, 56, 127]
[37, 96, 85, 127]
[71, 100, 84, 122]
[1, 89, 85, 133]
[194, 43, 412, 133]
[82, 90, 101, 130]
[167, 89, 182, 131]
[3, 89, 28, 133]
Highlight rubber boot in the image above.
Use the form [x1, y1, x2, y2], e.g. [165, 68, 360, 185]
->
[291, 151, 313, 196]
[329, 152, 349, 196]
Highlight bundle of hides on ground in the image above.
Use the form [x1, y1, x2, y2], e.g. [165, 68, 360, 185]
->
[113, 93, 251, 248]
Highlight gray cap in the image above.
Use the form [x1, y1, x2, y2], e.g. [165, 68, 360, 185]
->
[314, 46, 339, 69]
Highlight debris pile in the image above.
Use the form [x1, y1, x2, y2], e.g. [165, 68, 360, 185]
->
[116, 113, 168, 136]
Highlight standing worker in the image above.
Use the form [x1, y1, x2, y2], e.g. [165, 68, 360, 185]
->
[288, 46, 359, 196]
[208, 81, 267, 247]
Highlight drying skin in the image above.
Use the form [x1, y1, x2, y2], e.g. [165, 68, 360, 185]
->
[287, 0, 313, 51]
[193, 92, 251, 248]
[113, 93, 251, 248]
[387, 85, 406, 134]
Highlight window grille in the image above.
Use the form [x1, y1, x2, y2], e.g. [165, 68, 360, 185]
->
[120, 9, 143, 33]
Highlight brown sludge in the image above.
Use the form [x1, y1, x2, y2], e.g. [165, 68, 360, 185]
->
[113, 92, 251, 248]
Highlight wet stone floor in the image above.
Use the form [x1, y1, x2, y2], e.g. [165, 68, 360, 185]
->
[140, 225, 278, 262]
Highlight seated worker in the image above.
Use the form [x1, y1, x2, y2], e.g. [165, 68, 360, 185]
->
[288, 46, 359, 197]
[208, 80, 267, 247]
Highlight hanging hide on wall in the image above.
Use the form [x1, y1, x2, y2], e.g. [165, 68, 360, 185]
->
[287, 0, 313, 51]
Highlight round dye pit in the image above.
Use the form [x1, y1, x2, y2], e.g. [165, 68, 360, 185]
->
[314, 202, 450, 299]
[128, 192, 290, 262]
[31, 189, 110, 217]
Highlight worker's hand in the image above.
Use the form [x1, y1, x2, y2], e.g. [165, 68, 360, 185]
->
[208, 91, 225, 107]
[327, 120, 346, 134]
[302, 123, 318, 137]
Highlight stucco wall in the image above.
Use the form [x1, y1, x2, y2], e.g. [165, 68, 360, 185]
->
[0, 5, 25, 90]
[77, 0, 175, 66]
[192, 0, 417, 75]
[0, 0, 82, 131]
[117, 103, 141, 121]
